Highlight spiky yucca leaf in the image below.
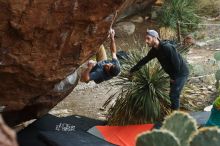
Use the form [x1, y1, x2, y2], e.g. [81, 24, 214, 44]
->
[158, 0, 200, 30]
[106, 47, 171, 125]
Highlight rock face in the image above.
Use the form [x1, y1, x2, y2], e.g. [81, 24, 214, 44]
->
[117, 0, 156, 21]
[0, 0, 139, 126]
[0, 0, 155, 126]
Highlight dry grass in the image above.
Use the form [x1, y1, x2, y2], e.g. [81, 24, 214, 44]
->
[197, 0, 220, 16]
[159, 27, 176, 40]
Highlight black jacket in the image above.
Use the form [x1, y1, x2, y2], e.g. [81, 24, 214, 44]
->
[130, 41, 189, 79]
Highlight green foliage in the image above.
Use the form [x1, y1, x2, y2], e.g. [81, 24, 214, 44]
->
[158, 0, 200, 30]
[213, 96, 220, 109]
[214, 52, 220, 61]
[189, 127, 220, 146]
[214, 52, 220, 89]
[106, 46, 171, 125]
[136, 111, 220, 146]
[215, 71, 220, 81]
[162, 111, 197, 146]
[136, 129, 180, 146]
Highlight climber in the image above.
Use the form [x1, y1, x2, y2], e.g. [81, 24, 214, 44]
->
[80, 28, 120, 84]
[53, 29, 120, 92]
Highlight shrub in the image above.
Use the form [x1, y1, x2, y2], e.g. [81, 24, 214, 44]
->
[158, 0, 200, 31]
[106, 45, 171, 125]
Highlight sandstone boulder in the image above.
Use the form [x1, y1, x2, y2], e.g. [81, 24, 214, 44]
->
[114, 21, 136, 36]
[0, 0, 131, 126]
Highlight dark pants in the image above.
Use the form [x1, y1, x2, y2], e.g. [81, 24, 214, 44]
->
[169, 76, 188, 110]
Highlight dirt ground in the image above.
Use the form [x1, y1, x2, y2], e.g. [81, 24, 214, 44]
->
[50, 79, 119, 120]
[50, 18, 220, 120]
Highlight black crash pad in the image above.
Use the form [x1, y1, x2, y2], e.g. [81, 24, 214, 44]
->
[39, 131, 116, 146]
[18, 114, 107, 146]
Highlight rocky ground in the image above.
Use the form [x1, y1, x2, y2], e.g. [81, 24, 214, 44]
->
[50, 80, 118, 120]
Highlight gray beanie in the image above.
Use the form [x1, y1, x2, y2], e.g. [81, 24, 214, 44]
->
[146, 30, 159, 38]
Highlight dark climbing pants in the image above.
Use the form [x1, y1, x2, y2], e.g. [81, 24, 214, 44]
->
[170, 75, 188, 110]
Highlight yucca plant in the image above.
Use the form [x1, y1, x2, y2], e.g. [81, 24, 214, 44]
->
[105, 45, 171, 125]
[158, 0, 200, 32]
